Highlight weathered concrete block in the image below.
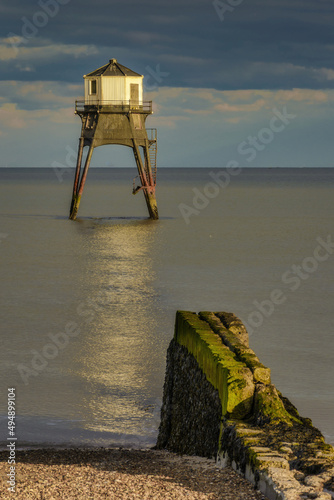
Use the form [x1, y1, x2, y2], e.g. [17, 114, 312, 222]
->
[214, 311, 250, 347]
[199, 311, 271, 385]
[175, 311, 255, 418]
[252, 383, 301, 426]
[157, 310, 334, 500]
[156, 339, 222, 457]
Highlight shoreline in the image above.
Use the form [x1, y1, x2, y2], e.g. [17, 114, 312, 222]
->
[0, 446, 266, 499]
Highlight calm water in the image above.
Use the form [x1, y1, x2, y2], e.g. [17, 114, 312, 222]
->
[0, 167, 333, 448]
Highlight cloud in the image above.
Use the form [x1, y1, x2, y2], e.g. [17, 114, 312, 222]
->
[214, 99, 268, 113]
[0, 0, 334, 90]
[0, 80, 80, 135]
[0, 37, 98, 62]
[0, 83, 334, 167]
[0, 0, 334, 167]
[0, 103, 76, 131]
[183, 108, 212, 116]
[0, 80, 82, 111]
[315, 68, 334, 81]
[150, 87, 334, 123]
[149, 115, 190, 129]
[0, 37, 22, 60]
[0, 79, 333, 135]
[273, 89, 329, 102]
[0, 103, 26, 128]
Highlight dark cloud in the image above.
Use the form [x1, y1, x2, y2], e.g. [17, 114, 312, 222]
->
[1, 0, 334, 89]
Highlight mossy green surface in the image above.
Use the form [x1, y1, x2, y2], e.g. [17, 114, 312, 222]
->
[175, 311, 254, 418]
[214, 312, 250, 346]
[253, 384, 301, 426]
[199, 311, 271, 385]
[158, 310, 334, 488]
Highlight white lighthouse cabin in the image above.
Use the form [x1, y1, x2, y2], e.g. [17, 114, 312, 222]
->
[83, 58, 144, 109]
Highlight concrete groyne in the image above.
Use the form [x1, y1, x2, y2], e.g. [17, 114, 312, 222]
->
[157, 311, 334, 500]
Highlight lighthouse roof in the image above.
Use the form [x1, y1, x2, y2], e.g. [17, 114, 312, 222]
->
[85, 59, 142, 77]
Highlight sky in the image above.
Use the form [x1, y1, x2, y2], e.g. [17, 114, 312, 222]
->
[1, 0, 334, 167]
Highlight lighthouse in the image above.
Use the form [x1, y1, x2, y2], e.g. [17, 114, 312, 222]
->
[69, 58, 159, 220]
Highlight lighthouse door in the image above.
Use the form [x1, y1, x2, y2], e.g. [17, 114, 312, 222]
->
[130, 83, 139, 109]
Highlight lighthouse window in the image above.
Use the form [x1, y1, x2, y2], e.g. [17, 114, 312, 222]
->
[90, 80, 97, 95]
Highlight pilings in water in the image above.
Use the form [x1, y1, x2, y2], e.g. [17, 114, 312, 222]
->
[131, 138, 158, 220]
[68, 137, 158, 221]
[69, 105, 159, 221]
[69, 139, 93, 220]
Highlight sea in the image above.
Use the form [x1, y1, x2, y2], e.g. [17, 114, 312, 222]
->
[0, 167, 333, 449]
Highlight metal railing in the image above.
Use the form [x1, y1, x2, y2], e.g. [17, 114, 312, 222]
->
[146, 128, 157, 141]
[75, 100, 152, 113]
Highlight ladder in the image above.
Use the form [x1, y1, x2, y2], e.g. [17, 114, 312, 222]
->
[147, 128, 157, 185]
[148, 139, 157, 185]
[132, 128, 157, 194]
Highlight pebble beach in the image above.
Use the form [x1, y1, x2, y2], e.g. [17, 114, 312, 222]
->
[0, 447, 267, 499]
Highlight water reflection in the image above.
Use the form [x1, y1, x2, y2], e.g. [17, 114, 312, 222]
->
[67, 219, 163, 438]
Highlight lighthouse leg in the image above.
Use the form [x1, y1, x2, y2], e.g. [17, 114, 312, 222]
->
[69, 142, 94, 220]
[132, 140, 159, 220]
[142, 142, 158, 219]
[144, 189, 159, 220]
[69, 137, 84, 220]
